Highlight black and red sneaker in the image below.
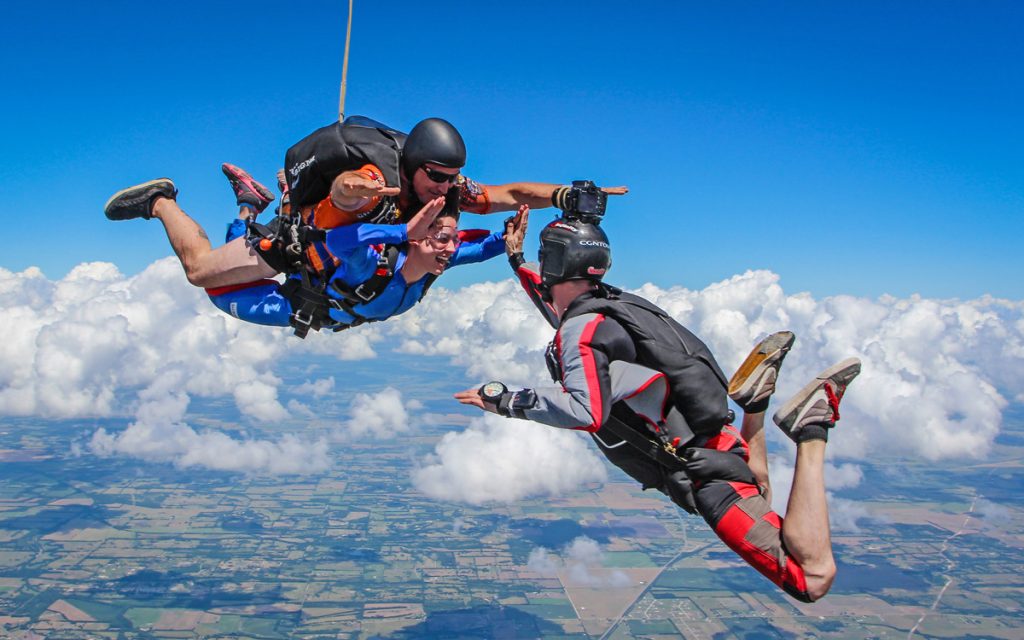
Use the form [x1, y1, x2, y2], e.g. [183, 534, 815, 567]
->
[222, 163, 275, 214]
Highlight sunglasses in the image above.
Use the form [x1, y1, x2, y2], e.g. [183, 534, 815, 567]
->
[421, 166, 460, 184]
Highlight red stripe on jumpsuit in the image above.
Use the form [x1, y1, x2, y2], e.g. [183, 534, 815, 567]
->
[700, 424, 808, 598]
[575, 314, 606, 432]
[714, 505, 808, 597]
[205, 279, 279, 297]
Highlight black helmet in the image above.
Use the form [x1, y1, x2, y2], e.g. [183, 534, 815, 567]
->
[401, 118, 467, 180]
[538, 219, 612, 289]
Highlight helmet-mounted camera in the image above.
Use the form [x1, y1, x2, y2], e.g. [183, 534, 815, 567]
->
[552, 180, 607, 223]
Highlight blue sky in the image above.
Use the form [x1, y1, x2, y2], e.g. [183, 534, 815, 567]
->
[2, 1, 1021, 299]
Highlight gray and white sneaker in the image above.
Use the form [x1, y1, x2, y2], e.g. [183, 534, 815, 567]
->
[104, 179, 177, 220]
[728, 331, 796, 412]
[773, 357, 861, 441]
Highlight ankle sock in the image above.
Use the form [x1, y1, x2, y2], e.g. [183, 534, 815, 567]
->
[743, 397, 770, 414]
[796, 423, 830, 443]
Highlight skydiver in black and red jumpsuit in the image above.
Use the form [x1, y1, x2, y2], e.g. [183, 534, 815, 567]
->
[456, 200, 861, 602]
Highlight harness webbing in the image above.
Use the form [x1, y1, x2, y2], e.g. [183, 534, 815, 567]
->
[599, 408, 687, 472]
[328, 245, 401, 321]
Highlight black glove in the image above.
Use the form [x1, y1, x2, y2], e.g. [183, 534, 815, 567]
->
[682, 448, 757, 485]
[663, 469, 698, 515]
[497, 390, 537, 419]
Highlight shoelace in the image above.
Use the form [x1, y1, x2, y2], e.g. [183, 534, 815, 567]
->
[824, 382, 841, 422]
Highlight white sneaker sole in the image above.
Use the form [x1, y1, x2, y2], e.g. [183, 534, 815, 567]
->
[728, 331, 796, 405]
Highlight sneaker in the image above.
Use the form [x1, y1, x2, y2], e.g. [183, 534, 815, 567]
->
[276, 168, 291, 213]
[276, 168, 288, 194]
[104, 179, 177, 220]
[222, 163, 275, 214]
[773, 358, 861, 441]
[728, 331, 795, 412]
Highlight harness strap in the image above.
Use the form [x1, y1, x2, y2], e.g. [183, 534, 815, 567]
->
[246, 212, 421, 338]
[278, 277, 330, 339]
[247, 212, 360, 338]
[329, 244, 400, 308]
[599, 410, 687, 472]
[418, 273, 439, 302]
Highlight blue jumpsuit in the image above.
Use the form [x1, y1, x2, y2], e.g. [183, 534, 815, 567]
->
[208, 220, 504, 328]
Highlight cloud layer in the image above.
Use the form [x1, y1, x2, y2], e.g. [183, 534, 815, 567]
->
[3, 262, 1023, 487]
[1, 260, 352, 474]
[399, 271, 1024, 462]
[396, 271, 1024, 506]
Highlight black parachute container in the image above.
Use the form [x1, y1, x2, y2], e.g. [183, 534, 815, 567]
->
[283, 116, 408, 209]
[562, 286, 733, 437]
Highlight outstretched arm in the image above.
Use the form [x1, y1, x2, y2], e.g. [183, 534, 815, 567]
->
[482, 182, 629, 213]
[501, 205, 560, 328]
[446, 230, 507, 267]
[455, 315, 637, 431]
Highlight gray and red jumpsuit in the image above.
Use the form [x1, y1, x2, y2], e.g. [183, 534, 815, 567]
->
[509, 259, 813, 602]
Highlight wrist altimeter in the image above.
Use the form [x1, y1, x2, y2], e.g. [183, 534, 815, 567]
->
[478, 381, 508, 405]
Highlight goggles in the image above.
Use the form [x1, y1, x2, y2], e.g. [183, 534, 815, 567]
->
[427, 228, 460, 248]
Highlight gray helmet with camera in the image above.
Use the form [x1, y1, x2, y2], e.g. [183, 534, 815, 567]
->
[400, 118, 467, 180]
[538, 218, 612, 289]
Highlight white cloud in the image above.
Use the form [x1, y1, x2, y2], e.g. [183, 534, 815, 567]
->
[386, 281, 553, 385]
[526, 546, 560, 576]
[411, 414, 607, 505]
[294, 377, 336, 398]
[294, 323, 382, 360]
[527, 536, 632, 588]
[827, 497, 876, 534]
[88, 377, 330, 475]
[0, 260, 290, 419]
[336, 386, 413, 439]
[826, 462, 864, 490]
[90, 423, 330, 475]
[975, 497, 1011, 524]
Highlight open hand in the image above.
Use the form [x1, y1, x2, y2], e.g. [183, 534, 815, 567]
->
[334, 170, 401, 199]
[504, 204, 529, 256]
[454, 387, 499, 414]
[405, 196, 447, 240]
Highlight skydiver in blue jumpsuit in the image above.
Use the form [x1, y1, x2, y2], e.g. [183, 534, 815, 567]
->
[204, 187, 518, 331]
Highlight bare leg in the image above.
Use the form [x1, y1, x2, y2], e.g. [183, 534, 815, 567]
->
[151, 196, 276, 288]
[694, 356, 858, 602]
[730, 331, 796, 504]
[740, 411, 771, 503]
[781, 439, 834, 600]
